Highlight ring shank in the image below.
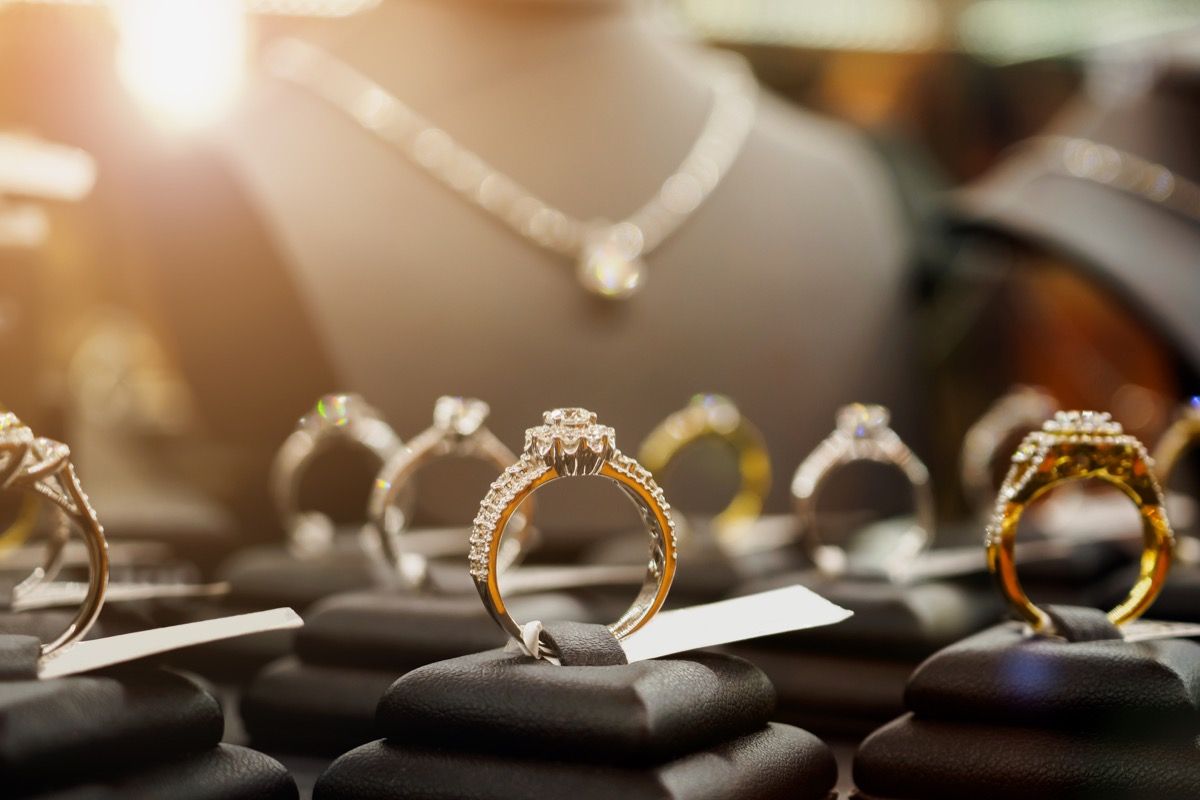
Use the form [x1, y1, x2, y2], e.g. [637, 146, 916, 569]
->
[479, 462, 676, 647]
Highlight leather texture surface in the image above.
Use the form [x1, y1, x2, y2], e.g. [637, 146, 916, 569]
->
[240, 658, 398, 756]
[737, 570, 1004, 658]
[540, 621, 627, 666]
[1043, 604, 1123, 642]
[27, 744, 298, 800]
[0, 634, 39, 680]
[314, 723, 836, 800]
[903, 618, 1200, 728]
[853, 713, 1200, 800]
[376, 648, 776, 764]
[0, 666, 224, 794]
[295, 590, 594, 670]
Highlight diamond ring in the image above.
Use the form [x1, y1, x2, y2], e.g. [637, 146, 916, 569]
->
[369, 396, 535, 589]
[960, 386, 1058, 519]
[637, 394, 770, 551]
[270, 393, 406, 559]
[470, 408, 677, 657]
[987, 410, 1173, 633]
[791, 403, 934, 578]
[1152, 398, 1200, 488]
[0, 412, 108, 655]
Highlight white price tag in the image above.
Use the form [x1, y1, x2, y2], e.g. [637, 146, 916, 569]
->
[619, 585, 851, 663]
[38, 608, 303, 680]
[1121, 619, 1200, 644]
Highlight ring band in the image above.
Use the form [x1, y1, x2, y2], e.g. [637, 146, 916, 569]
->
[987, 410, 1173, 632]
[469, 408, 677, 655]
[792, 403, 934, 577]
[1152, 399, 1200, 487]
[0, 413, 108, 656]
[961, 386, 1057, 517]
[270, 393, 405, 558]
[370, 396, 535, 589]
[638, 394, 770, 549]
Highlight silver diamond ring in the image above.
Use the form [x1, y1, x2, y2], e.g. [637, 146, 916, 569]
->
[369, 396, 535, 589]
[791, 403, 934, 579]
[470, 408, 677, 659]
[0, 412, 108, 656]
[270, 393, 406, 559]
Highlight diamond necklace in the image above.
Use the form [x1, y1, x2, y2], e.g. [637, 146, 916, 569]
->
[1028, 134, 1200, 225]
[265, 37, 758, 300]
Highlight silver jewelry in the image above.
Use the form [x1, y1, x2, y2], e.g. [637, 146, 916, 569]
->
[270, 393, 406, 559]
[960, 386, 1058, 518]
[0, 412, 108, 656]
[1030, 134, 1200, 224]
[264, 37, 758, 301]
[791, 403, 934, 579]
[368, 396, 535, 589]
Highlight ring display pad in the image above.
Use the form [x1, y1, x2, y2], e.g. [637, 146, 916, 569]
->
[851, 606, 1200, 800]
[239, 589, 599, 756]
[0, 634, 297, 799]
[313, 622, 839, 800]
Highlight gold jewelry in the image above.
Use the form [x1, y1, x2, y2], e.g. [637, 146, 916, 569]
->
[1152, 399, 1200, 487]
[0, 413, 108, 655]
[265, 38, 757, 301]
[987, 410, 1173, 633]
[470, 409, 676, 658]
[638, 394, 770, 549]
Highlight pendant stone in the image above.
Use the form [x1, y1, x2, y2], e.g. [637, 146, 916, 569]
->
[576, 226, 646, 300]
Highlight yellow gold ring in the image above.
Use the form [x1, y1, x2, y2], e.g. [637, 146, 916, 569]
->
[638, 394, 770, 549]
[470, 408, 676, 658]
[1152, 399, 1200, 487]
[986, 410, 1173, 633]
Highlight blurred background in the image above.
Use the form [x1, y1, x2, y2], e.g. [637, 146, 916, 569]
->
[1, 0, 1198, 559]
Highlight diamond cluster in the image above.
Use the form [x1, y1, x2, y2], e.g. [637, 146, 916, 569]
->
[468, 409, 677, 580]
[985, 410, 1156, 547]
[0, 413, 82, 517]
[433, 395, 489, 438]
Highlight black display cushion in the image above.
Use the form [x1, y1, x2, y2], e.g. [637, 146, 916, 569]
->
[739, 570, 1004, 659]
[0, 634, 39, 680]
[903, 620, 1200, 730]
[29, 744, 298, 800]
[314, 723, 836, 800]
[240, 658, 399, 756]
[377, 649, 776, 765]
[219, 545, 381, 611]
[0, 666, 224, 793]
[853, 713, 1200, 800]
[295, 590, 596, 670]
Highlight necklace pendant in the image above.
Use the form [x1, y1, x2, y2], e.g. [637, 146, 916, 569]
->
[577, 228, 646, 301]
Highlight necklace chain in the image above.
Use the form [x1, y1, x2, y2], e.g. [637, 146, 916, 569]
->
[1029, 134, 1200, 224]
[265, 37, 757, 299]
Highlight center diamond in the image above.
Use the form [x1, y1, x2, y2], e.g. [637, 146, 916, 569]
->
[543, 408, 597, 428]
[837, 403, 890, 438]
[434, 396, 490, 437]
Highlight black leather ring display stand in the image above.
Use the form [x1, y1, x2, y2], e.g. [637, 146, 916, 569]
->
[0, 633, 297, 799]
[852, 605, 1200, 799]
[314, 622, 838, 800]
[239, 589, 596, 756]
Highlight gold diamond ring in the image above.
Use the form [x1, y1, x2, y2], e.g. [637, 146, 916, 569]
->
[637, 394, 770, 550]
[470, 409, 676, 658]
[960, 386, 1057, 518]
[987, 410, 1173, 632]
[0, 412, 108, 655]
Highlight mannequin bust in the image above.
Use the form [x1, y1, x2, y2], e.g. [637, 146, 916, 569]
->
[151, 0, 917, 534]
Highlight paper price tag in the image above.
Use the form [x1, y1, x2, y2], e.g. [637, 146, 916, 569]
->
[38, 608, 303, 680]
[619, 585, 852, 663]
[1121, 619, 1200, 644]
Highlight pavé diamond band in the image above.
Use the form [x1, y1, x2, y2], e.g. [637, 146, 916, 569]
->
[370, 396, 535, 589]
[987, 410, 1173, 633]
[470, 408, 677, 655]
[0, 412, 108, 656]
[270, 393, 406, 559]
[791, 403, 934, 578]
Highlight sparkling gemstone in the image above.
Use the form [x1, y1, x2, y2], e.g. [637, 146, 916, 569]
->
[433, 396, 489, 436]
[577, 237, 645, 300]
[544, 408, 597, 428]
[836, 403, 890, 438]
